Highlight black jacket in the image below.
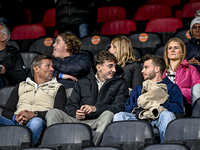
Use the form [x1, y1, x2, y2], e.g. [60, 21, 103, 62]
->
[0, 45, 26, 86]
[185, 38, 200, 61]
[123, 61, 143, 89]
[65, 65, 129, 119]
[56, 0, 96, 29]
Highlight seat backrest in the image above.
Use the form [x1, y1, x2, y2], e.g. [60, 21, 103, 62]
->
[146, 0, 180, 7]
[152, 45, 165, 57]
[10, 24, 46, 40]
[100, 20, 137, 35]
[163, 118, 200, 149]
[28, 37, 55, 55]
[43, 8, 56, 23]
[97, 6, 126, 23]
[6, 40, 20, 50]
[181, 2, 200, 18]
[23, 9, 32, 24]
[135, 4, 171, 21]
[100, 121, 153, 149]
[128, 32, 163, 56]
[83, 147, 123, 150]
[192, 98, 200, 117]
[41, 123, 92, 149]
[172, 29, 191, 43]
[20, 52, 41, 69]
[0, 86, 14, 115]
[143, 143, 190, 150]
[0, 126, 32, 147]
[132, 47, 143, 61]
[145, 17, 183, 32]
[80, 35, 112, 56]
[21, 148, 56, 150]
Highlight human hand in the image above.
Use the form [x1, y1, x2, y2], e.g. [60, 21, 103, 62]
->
[0, 65, 6, 74]
[80, 105, 96, 115]
[188, 58, 199, 65]
[76, 109, 86, 120]
[61, 74, 78, 81]
[15, 110, 34, 125]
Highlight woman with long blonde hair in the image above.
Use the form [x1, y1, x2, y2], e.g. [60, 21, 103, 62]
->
[109, 36, 143, 89]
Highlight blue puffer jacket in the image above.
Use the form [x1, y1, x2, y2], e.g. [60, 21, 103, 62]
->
[52, 51, 94, 88]
[125, 77, 184, 114]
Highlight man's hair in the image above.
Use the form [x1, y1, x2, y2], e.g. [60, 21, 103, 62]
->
[31, 55, 52, 76]
[142, 54, 166, 74]
[58, 32, 81, 54]
[94, 50, 118, 65]
[0, 22, 10, 43]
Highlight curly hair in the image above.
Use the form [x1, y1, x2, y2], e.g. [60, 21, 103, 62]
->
[58, 33, 81, 54]
[111, 36, 137, 68]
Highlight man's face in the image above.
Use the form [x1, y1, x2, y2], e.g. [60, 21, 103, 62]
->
[35, 59, 54, 83]
[192, 23, 200, 39]
[141, 59, 156, 81]
[96, 60, 116, 82]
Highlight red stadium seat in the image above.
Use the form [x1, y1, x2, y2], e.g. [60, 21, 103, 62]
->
[135, 4, 171, 21]
[99, 19, 136, 35]
[97, 6, 126, 23]
[36, 8, 56, 27]
[146, 0, 180, 7]
[145, 17, 183, 32]
[181, 2, 200, 18]
[10, 24, 46, 40]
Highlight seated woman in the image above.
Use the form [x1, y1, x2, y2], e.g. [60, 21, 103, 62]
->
[108, 36, 143, 89]
[162, 37, 200, 116]
[52, 32, 94, 89]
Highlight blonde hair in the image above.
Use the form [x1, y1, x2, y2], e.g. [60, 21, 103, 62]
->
[164, 37, 186, 73]
[112, 36, 137, 68]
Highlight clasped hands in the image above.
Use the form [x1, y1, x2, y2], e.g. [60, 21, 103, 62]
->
[14, 110, 34, 125]
[76, 105, 96, 120]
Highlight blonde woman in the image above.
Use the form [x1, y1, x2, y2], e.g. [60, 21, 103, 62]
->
[109, 36, 143, 89]
[162, 38, 200, 115]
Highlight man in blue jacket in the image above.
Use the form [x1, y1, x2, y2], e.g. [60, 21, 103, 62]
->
[113, 54, 184, 143]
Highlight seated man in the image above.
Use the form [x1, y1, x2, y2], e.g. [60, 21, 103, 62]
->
[46, 50, 129, 146]
[113, 54, 184, 143]
[0, 55, 67, 146]
[0, 22, 26, 87]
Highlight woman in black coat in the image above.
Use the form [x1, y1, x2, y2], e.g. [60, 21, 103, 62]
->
[108, 36, 143, 89]
[52, 32, 94, 89]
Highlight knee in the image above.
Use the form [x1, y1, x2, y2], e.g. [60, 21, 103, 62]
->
[28, 117, 46, 129]
[46, 109, 60, 120]
[102, 110, 114, 119]
[159, 111, 176, 122]
[113, 112, 125, 122]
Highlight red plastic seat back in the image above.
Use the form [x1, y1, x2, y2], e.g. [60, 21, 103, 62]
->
[181, 2, 200, 18]
[145, 17, 183, 32]
[97, 6, 126, 23]
[135, 4, 171, 21]
[100, 20, 136, 35]
[146, 0, 180, 7]
[10, 24, 46, 40]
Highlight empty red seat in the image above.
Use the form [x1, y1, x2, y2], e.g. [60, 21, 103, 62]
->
[36, 8, 56, 27]
[146, 0, 180, 7]
[97, 6, 126, 23]
[99, 19, 136, 35]
[135, 4, 171, 21]
[10, 24, 46, 40]
[181, 2, 200, 18]
[145, 17, 183, 32]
